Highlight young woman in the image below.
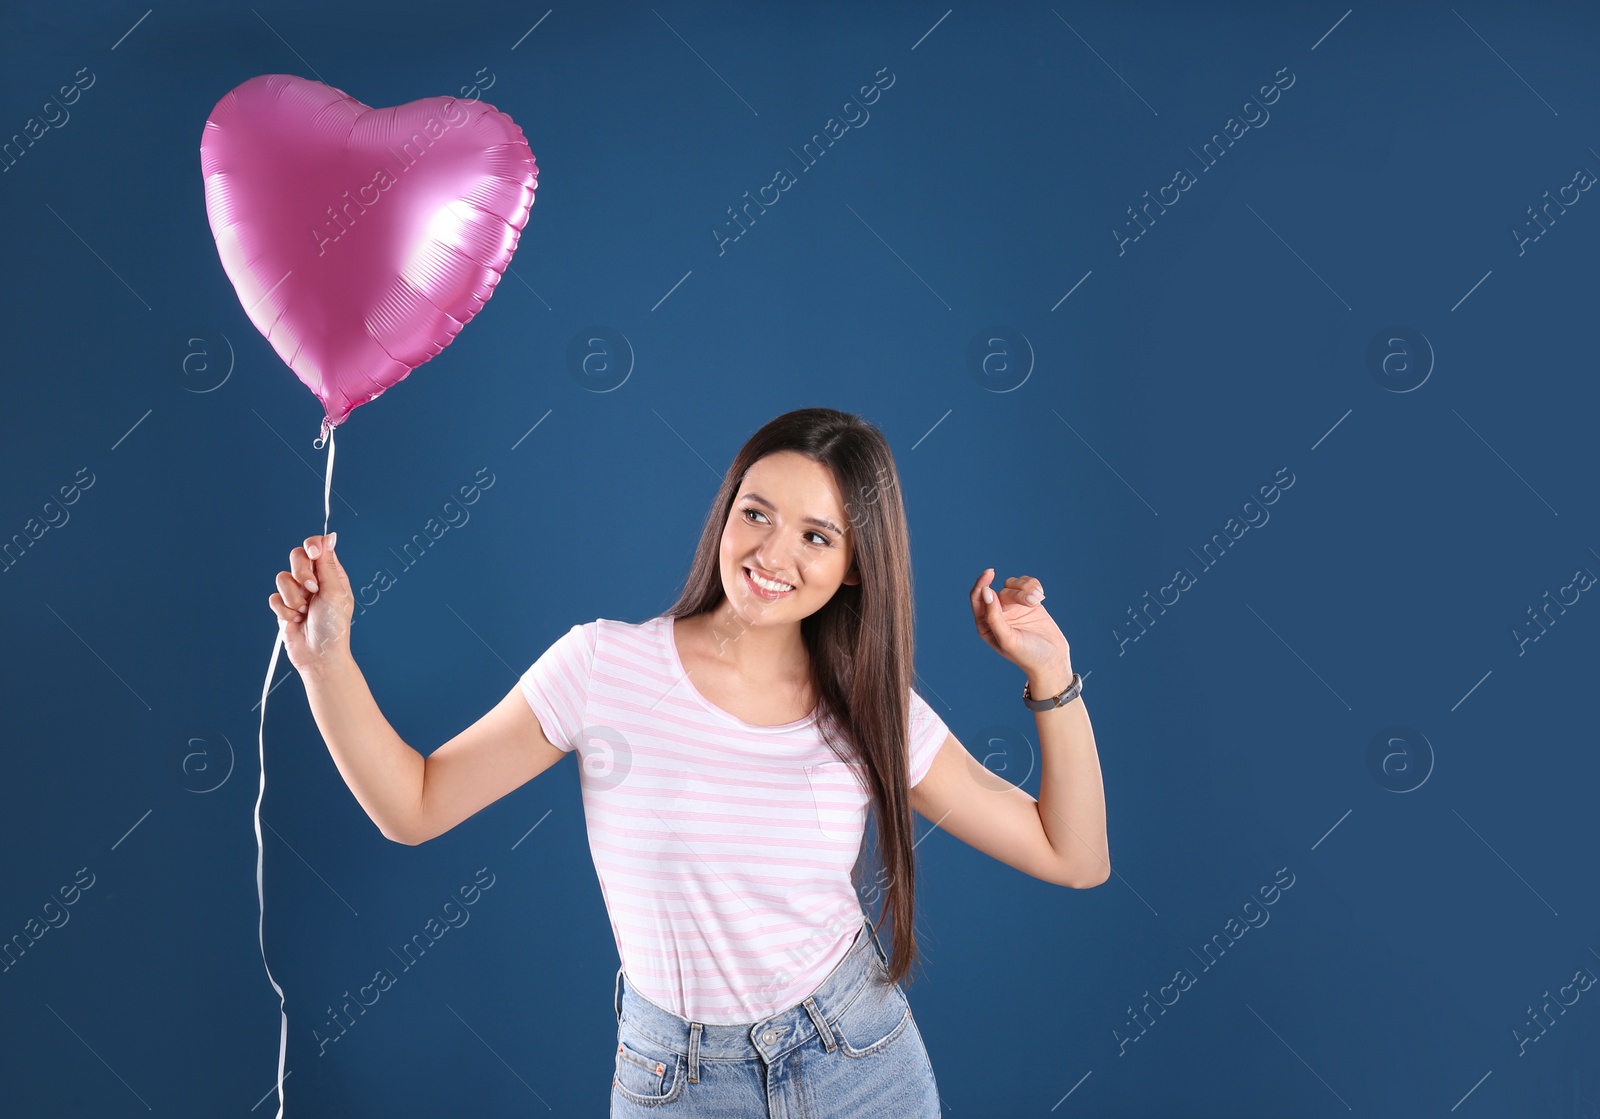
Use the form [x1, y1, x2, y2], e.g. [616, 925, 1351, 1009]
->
[267, 406, 1110, 1116]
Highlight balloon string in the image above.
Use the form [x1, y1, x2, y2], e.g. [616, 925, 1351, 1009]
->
[322, 424, 335, 535]
[257, 625, 289, 1119]
[256, 421, 337, 1118]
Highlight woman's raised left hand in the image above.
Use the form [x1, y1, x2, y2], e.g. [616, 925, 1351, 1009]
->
[969, 567, 1072, 683]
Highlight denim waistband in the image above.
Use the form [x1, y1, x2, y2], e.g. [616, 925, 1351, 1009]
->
[612, 915, 893, 1075]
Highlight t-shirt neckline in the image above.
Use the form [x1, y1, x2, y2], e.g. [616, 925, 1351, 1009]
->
[662, 615, 819, 733]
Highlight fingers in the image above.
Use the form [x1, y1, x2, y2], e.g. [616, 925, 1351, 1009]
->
[296, 535, 326, 594]
[291, 533, 338, 596]
[271, 532, 340, 624]
[289, 547, 315, 594]
[972, 571, 1051, 642]
[1002, 574, 1045, 604]
[276, 570, 310, 612]
[977, 571, 1046, 606]
[267, 590, 302, 625]
[971, 567, 995, 611]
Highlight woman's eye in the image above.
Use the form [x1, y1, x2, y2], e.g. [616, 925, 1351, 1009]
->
[742, 509, 830, 547]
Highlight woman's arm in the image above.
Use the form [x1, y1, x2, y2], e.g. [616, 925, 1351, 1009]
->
[907, 681, 1109, 890]
[272, 533, 565, 846]
[300, 651, 426, 845]
[303, 653, 571, 845]
[1026, 663, 1110, 887]
[904, 567, 1110, 888]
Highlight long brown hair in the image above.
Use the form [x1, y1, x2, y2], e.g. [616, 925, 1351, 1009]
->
[663, 406, 928, 988]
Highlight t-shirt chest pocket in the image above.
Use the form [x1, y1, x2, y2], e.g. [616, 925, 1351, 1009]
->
[801, 759, 869, 842]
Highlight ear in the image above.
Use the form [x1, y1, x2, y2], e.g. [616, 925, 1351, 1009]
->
[841, 561, 861, 587]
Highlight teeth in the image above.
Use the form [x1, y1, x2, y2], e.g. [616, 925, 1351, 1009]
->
[748, 569, 794, 593]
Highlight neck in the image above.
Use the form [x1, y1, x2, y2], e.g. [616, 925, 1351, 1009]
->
[701, 601, 808, 680]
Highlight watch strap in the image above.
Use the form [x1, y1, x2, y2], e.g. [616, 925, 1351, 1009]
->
[1023, 672, 1083, 711]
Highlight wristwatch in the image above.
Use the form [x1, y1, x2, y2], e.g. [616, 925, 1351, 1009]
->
[1023, 672, 1083, 711]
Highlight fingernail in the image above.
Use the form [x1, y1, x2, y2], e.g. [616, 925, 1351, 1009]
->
[307, 544, 320, 559]
[305, 578, 319, 593]
[982, 588, 994, 603]
[327, 532, 337, 551]
[1026, 593, 1040, 604]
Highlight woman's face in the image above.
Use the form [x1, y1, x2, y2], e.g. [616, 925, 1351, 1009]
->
[719, 451, 858, 622]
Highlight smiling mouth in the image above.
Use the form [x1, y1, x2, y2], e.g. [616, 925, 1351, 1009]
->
[743, 567, 795, 599]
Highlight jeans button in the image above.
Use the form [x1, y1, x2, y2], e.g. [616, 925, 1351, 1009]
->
[761, 1029, 777, 1045]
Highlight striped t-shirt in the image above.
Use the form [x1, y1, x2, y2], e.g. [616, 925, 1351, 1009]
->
[518, 613, 949, 1024]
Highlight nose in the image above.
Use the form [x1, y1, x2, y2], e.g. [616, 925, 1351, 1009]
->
[753, 545, 796, 581]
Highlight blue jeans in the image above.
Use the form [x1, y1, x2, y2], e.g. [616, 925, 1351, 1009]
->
[610, 916, 941, 1117]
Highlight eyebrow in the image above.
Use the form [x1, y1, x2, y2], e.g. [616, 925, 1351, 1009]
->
[741, 493, 844, 537]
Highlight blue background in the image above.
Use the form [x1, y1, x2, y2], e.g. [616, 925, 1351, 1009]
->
[2, 1, 1597, 1115]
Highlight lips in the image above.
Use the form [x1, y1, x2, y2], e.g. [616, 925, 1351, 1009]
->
[743, 567, 794, 600]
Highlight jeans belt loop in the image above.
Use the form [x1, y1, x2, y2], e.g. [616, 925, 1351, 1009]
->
[803, 996, 837, 1052]
[688, 1021, 702, 1083]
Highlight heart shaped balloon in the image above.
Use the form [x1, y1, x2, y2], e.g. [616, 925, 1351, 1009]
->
[200, 74, 538, 435]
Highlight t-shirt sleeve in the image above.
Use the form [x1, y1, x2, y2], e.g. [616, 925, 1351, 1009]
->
[907, 687, 950, 788]
[518, 621, 596, 753]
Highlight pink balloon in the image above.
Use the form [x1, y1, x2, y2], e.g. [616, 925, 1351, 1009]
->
[200, 74, 538, 435]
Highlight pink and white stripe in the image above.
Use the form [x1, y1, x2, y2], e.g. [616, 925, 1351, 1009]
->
[519, 614, 947, 1023]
